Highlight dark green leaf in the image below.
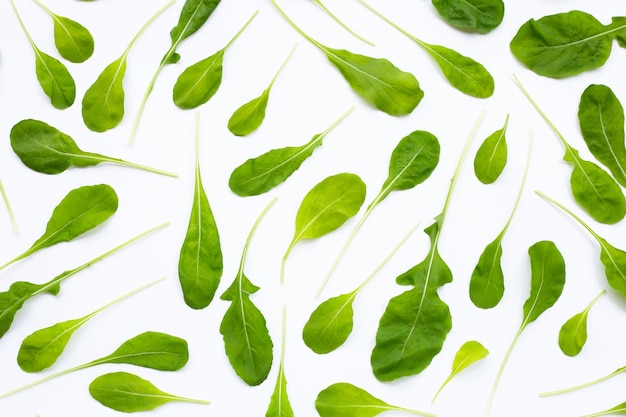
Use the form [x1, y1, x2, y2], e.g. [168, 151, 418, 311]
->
[469, 232, 505, 308]
[229, 108, 352, 196]
[165, 0, 222, 64]
[10, 119, 176, 177]
[474, 114, 509, 184]
[559, 290, 605, 357]
[431, 0, 504, 33]
[510, 11, 626, 78]
[89, 372, 209, 412]
[178, 121, 222, 309]
[579, 84, 626, 187]
[0, 184, 118, 270]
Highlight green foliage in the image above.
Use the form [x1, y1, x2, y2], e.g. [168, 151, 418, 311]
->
[220, 199, 276, 385]
[10, 119, 176, 177]
[178, 116, 222, 309]
[0, 184, 118, 271]
[34, 0, 94, 63]
[229, 108, 352, 196]
[265, 307, 294, 417]
[511, 11, 626, 78]
[516, 76, 625, 224]
[579, 84, 626, 187]
[432, 341, 489, 403]
[431, 0, 504, 33]
[282, 173, 366, 283]
[82, 2, 173, 132]
[89, 371, 209, 412]
[270, 0, 423, 115]
[474, 114, 509, 184]
[315, 382, 436, 417]
[559, 290, 605, 357]
[173, 12, 257, 109]
[359, 0, 494, 98]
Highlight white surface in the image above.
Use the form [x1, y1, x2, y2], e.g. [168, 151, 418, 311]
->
[1, 0, 625, 416]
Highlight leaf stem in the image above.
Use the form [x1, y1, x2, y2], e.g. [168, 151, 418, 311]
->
[270, 0, 322, 49]
[9, 0, 38, 51]
[241, 198, 278, 275]
[268, 44, 297, 90]
[0, 179, 18, 234]
[357, 0, 426, 47]
[87, 275, 166, 320]
[311, 0, 374, 46]
[391, 405, 438, 417]
[124, 0, 176, 58]
[223, 10, 258, 51]
[502, 131, 533, 233]
[0, 361, 92, 399]
[101, 156, 178, 178]
[534, 191, 601, 243]
[540, 362, 622, 397]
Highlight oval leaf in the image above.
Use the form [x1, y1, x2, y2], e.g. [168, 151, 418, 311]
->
[34, 49, 76, 109]
[302, 292, 355, 354]
[82, 57, 127, 132]
[100, 331, 189, 371]
[173, 49, 224, 109]
[474, 115, 509, 184]
[469, 232, 505, 309]
[228, 89, 270, 136]
[431, 0, 504, 33]
[52, 14, 94, 63]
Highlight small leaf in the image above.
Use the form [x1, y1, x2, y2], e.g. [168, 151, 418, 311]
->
[469, 233, 504, 308]
[89, 372, 209, 412]
[432, 341, 489, 402]
[265, 307, 294, 417]
[559, 290, 605, 357]
[0, 184, 118, 271]
[474, 114, 509, 184]
[303, 292, 355, 354]
[431, 0, 504, 33]
[34, 48, 76, 109]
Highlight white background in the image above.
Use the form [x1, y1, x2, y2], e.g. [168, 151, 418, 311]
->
[1, 0, 625, 416]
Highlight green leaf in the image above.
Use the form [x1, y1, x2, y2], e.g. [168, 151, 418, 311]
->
[178, 116, 222, 309]
[303, 292, 355, 354]
[510, 11, 626, 78]
[33, 0, 94, 63]
[0, 184, 118, 271]
[228, 46, 296, 137]
[173, 12, 256, 109]
[82, 2, 173, 132]
[431, 0, 504, 33]
[165, 0, 222, 64]
[578, 84, 626, 187]
[282, 173, 366, 283]
[229, 108, 352, 196]
[17, 278, 163, 372]
[265, 307, 294, 417]
[559, 290, 605, 357]
[89, 372, 209, 412]
[474, 114, 509, 184]
[515, 76, 626, 224]
[432, 341, 489, 403]
[10, 119, 177, 177]
[319, 129, 440, 295]
[358, 0, 494, 98]
[580, 402, 626, 417]
[270, 0, 422, 116]
[315, 382, 436, 417]
[485, 240, 565, 416]
[0, 224, 167, 340]
[34, 48, 76, 109]
[220, 199, 276, 386]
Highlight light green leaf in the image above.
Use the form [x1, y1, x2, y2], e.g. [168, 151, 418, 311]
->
[474, 114, 509, 184]
[559, 290, 605, 357]
[432, 341, 489, 402]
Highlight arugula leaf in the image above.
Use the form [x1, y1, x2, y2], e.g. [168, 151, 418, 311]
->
[0, 331, 188, 399]
[220, 198, 276, 385]
[173, 11, 257, 109]
[559, 290, 605, 357]
[82, 1, 174, 132]
[17, 277, 164, 372]
[0, 184, 118, 271]
[229, 107, 353, 196]
[270, 0, 423, 115]
[511, 11, 626, 78]
[432, 341, 489, 403]
[580, 402, 626, 417]
[33, 0, 94, 63]
[129, 0, 222, 143]
[485, 241, 565, 416]
[0, 223, 168, 339]
[578, 84, 626, 187]
[0, 179, 18, 234]
[10, 119, 177, 177]
[89, 372, 209, 412]
[371, 112, 483, 381]
[265, 307, 294, 417]
[516, 75, 626, 224]
[282, 173, 366, 283]
[316, 382, 436, 417]
[473, 114, 509, 184]
[178, 114, 222, 309]
[431, 0, 504, 33]
[228, 45, 296, 137]
[359, 0, 494, 98]
[319, 129, 440, 295]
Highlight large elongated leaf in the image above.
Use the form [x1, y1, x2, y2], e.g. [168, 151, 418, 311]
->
[579, 84, 626, 187]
